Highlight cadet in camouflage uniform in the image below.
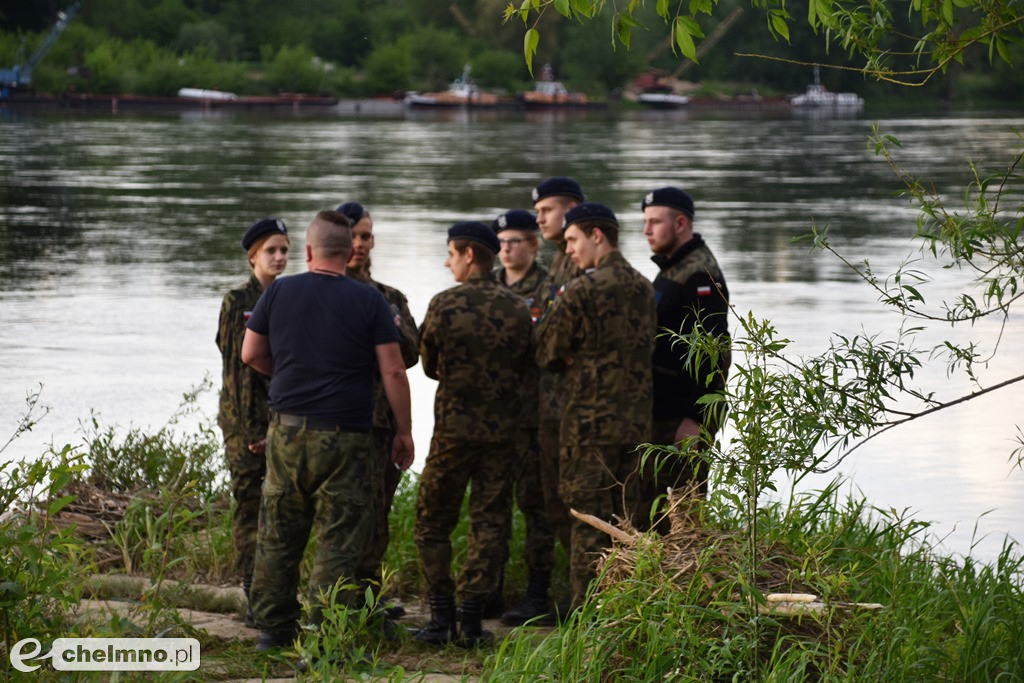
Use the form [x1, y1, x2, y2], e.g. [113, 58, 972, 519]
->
[491, 209, 555, 625]
[535, 203, 656, 610]
[640, 187, 730, 525]
[530, 177, 584, 617]
[241, 210, 414, 651]
[414, 221, 534, 646]
[216, 217, 289, 625]
[336, 202, 420, 607]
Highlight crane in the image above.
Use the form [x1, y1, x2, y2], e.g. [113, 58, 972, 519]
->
[1, 2, 81, 95]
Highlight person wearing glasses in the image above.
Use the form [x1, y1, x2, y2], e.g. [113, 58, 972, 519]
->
[490, 210, 555, 626]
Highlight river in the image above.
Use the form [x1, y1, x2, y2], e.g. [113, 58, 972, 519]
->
[1, 104, 1021, 561]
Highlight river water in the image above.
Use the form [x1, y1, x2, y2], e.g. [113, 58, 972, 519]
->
[1, 104, 1021, 561]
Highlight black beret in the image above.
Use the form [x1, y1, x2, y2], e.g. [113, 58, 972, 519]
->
[562, 202, 618, 231]
[241, 217, 288, 250]
[641, 187, 695, 218]
[532, 176, 584, 203]
[493, 209, 539, 234]
[335, 201, 367, 224]
[448, 221, 500, 254]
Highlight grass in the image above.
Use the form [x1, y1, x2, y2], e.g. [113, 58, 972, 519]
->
[2, 390, 1023, 681]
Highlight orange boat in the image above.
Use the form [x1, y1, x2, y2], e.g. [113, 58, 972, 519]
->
[520, 65, 588, 107]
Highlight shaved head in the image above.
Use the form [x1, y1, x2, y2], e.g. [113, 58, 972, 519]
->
[307, 210, 353, 259]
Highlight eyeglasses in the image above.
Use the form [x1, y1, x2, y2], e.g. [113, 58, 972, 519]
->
[498, 238, 525, 247]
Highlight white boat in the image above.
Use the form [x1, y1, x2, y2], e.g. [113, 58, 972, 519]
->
[404, 65, 499, 108]
[636, 91, 690, 109]
[790, 68, 863, 108]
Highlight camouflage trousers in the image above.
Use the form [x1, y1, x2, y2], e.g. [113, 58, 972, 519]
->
[538, 418, 572, 552]
[356, 426, 404, 584]
[632, 417, 711, 533]
[414, 436, 514, 601]
[250, 422, 378, 634]
[222, 430, 266, 582]
[512, 429, 556, 573]
[559, 443, 638, 608]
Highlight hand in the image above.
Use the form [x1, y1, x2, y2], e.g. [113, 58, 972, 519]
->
[673, 418, 701, 448]
[391, 432, 415, 471]
[248, 438, 267, 455]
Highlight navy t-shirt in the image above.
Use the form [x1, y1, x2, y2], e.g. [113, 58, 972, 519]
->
[246, 271, 400, 430]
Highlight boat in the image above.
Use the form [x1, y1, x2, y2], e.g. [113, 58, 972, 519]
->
[404, 65, 500, 108]
[790, 68, 864, 108]
[520, 64, 588, 107]
[636, 91, 690, 109]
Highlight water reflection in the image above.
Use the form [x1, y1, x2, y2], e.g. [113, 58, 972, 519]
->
[1, 109, 1021, 560]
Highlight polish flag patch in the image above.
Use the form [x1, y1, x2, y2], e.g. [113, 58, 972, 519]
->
[696, 285, 712, 296]
[243, 310, 253, 321]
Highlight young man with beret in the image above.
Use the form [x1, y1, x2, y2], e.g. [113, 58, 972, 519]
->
[491, 210, 556, 625]
[529, 176, 584, 621]
[414, 221, 534, 646]
[336, 201, 420, 617]
[640, 187, 731, 527]
[241, 210, 414, 651]
[534, 203, 656, 611]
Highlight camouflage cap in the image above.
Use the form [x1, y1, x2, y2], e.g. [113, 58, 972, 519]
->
[493, 209, 539, 234]
[641, 187, 695, 219]
[241, 217, 288, 250]
[448, 221, 501, 254]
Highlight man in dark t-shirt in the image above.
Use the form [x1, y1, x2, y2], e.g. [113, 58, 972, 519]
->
[242, 210, 414, 651]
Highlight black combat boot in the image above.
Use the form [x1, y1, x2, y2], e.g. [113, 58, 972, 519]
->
[457, 598, 494, 648]
[500, 570, 551, 626]
[413, 593, 457, 646]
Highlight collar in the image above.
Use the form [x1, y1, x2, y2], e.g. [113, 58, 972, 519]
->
[651, 233, 706, 270]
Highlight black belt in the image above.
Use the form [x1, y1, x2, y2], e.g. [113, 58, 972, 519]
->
[270, 412, 364, 433]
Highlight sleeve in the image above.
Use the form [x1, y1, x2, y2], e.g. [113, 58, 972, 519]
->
[418, 296, 442, 380]
[221, 289, 270, 444]
[534, 282, 581, 371]
[680, 272, 730, 421]
[392, 291, 420, 369]
[370, 290, 402, 346]
[216, 293, 232, 354]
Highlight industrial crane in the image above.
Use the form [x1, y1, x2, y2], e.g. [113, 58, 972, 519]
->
[1, 2, 81, 96]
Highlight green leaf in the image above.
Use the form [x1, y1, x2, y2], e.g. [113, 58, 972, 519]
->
[523, 28, 539, 76]
[554, 0, 571, 16]
[941, 0, 953, 24]
[48, 493, 76, 516]
[770, 11, 791, 41]
[995, 37, 1012, 65]
[656, 0, 670, 17]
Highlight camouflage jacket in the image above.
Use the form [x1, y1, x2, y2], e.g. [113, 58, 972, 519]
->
[349, 266, 420, 432]
[651, 234, 731, 422]
[496, 260, 548, 322]
[535, 251, 656, 446]
[420, 272, 534, 441]
[495, 260, 548, 428]
[216, 274, 270, 443]
[535, 245, 582, 422]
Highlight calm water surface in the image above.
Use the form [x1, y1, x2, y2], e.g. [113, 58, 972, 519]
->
[2, 106, 1021, 560]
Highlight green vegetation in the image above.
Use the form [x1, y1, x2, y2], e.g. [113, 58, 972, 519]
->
[0, 0, 1020, 102]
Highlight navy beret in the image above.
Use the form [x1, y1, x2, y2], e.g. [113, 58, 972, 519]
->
[335, 201, 367, 224]
[493, 209, 539, 234]
[532, 176, 584, 203]
[562, 202, 618, 231]
[641, 187, 695, 218]
[448, 221, 500, 254]
[241, 217, 288, 250]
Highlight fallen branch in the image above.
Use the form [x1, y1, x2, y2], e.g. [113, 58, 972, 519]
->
[570, 508, 637, 546]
